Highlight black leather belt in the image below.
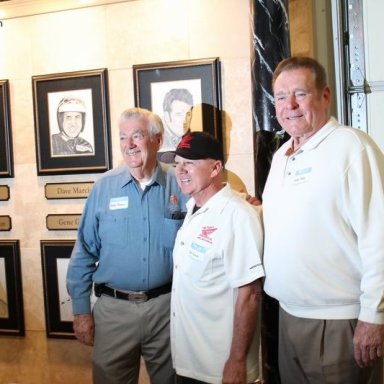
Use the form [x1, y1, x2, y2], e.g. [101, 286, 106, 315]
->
[94, 283, 172, 303]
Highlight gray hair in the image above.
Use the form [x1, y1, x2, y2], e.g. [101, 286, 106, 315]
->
[119, 107, 164, 138]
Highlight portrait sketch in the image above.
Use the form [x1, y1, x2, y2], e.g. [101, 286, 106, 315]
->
[57, 257, 96, 323]
[57, 258, 72, 322]
[48, 89, 95, 158]
[150, 79, 203, 152]
[0, 258, 9, 319]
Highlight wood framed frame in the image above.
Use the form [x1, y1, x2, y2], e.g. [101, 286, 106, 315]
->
[0, 80, 14, 178]
[32, 68, 112, 175]
[0, 240, 24, 336]
[133, 57, 222, 153]
[41, 239, 76, 338]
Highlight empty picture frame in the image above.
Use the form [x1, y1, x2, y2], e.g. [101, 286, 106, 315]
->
[0, 80, 14, 178]
[133, 57, 222, 153]
[0, 240, 25, 336]
[32, 68, 112, 175]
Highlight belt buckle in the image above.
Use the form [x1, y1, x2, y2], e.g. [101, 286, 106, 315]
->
[128, 291, 148, 303]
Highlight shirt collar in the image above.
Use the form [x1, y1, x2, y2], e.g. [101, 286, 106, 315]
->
[187, 183, 232, 214]
[284, 116, 340, 156]
[119, 163, 169, 189]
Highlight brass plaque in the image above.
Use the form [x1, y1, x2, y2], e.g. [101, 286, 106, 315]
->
[0, 185, 10, 201]
[46, 214, 81, 230]
[45, 182, 94, 199]
[0, 216, 12, 231]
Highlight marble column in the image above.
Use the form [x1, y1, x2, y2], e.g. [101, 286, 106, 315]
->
[250, 0, 290, 200]
[250, 1, 290, 384]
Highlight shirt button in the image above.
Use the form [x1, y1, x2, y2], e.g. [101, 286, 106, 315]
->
[180, 241, 184, 246]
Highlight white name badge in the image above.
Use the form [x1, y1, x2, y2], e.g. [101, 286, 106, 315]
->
[109, 196, 129, 210]
[292, 167, 312, 185]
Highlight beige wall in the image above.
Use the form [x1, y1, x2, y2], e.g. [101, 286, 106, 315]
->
[0, 0, 253, 332]
[0, 0, 313, 382]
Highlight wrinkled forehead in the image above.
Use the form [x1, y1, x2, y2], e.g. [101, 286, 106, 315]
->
[119, 116, 149, 131]
[273, 68, 316, 91]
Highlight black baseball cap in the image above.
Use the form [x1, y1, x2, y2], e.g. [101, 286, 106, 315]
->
[161, 131, 224, 164]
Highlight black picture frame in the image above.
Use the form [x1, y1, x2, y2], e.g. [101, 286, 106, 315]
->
[0, 240, 25, 336]
[133, 58, 222, 153]
[32, 68, 112, 175]
[0, 80, 14, 178]
[41, 239, 76, 339]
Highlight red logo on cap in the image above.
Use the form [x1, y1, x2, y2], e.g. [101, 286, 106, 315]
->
[177, 134, 192, 149]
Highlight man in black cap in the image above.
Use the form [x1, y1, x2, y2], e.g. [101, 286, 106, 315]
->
[165, 131, 265, 384]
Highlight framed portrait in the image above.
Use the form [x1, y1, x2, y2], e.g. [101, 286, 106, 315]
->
[0, 80, 14, 178]
[32, 68, 112, 175]
[41, 240, 76, 338]
[41, 240, 97, 339]
[0, 240, 25, 336]
[133, 58, 222, 153]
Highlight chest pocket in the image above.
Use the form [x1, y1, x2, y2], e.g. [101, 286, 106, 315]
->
[162, 218, 184, 248]
[182, 243, 217, 282]
[99, 211, 128, 246]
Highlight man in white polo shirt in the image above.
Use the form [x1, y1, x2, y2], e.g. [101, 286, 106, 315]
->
[163, 132, 264, 384]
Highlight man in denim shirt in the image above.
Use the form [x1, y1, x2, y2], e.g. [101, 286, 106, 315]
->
[67, 107, 187, 384]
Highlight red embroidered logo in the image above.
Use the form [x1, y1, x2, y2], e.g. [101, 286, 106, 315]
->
[197, 226, 217, 243]
[177, 134, 193, 149]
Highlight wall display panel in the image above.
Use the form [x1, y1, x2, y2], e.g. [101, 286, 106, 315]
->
[133, 58, 222, 156]
[0, 80, 14, 178]
[0, 240, 24, 336]
[41, 240, 76, 338]
[32, 69, 112, 175]
[41, 240, 96, 339]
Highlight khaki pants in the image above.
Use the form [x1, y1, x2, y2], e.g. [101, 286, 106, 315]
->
[92, 292, 175, 384]
[278, 307, 383, 384]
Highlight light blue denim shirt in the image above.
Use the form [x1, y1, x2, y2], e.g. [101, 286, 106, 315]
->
[67, 163, 187, 315]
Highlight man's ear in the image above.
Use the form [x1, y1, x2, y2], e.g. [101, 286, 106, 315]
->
[156, 133, 163, 148]
[211, 160, 223, 178]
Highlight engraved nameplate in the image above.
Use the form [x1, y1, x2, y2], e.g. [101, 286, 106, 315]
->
[46, 214, 81, 230]
[0, 216, 12, 231]
[45, 182, 94, 199]
[0, 186, 10, 201]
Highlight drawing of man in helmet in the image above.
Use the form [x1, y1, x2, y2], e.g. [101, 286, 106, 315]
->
[51, 96, 94, 156]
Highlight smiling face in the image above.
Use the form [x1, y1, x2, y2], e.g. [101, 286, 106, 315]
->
[174, 155, 222, 206]
[119, 117, 161, 176]
[273, 67, 331, 145]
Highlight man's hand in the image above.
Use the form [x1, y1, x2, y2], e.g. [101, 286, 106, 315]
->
[353, 320, 384, 367]
[238, 189, 262, 206]
[73, 313, 95, 346]
[222, 358, 247, 384]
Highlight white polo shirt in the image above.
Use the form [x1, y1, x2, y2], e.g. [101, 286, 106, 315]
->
[171, 184, 264, 384]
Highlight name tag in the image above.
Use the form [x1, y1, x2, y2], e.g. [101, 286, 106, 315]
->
[189, 242, 207, 261]
[109, 196, 129, 210]
[292, 167, 312, 185]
